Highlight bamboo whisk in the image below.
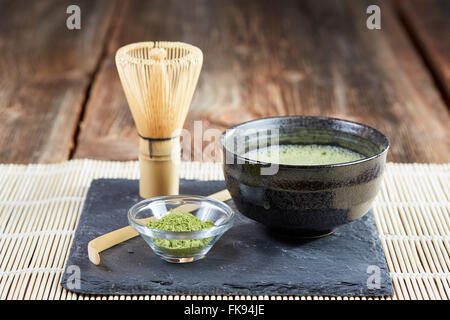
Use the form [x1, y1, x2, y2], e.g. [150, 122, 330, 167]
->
[116, 42, 203, 198]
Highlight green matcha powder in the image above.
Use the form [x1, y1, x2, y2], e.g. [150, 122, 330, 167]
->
[147, 210, 214, 257]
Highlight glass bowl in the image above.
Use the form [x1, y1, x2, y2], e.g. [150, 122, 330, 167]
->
[128, 195, 235, 263]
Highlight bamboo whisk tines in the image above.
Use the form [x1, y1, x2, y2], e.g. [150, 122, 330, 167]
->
[116, 41, 203, 198]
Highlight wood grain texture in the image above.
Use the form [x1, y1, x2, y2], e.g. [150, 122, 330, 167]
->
[73, 56, 138, 160]
[0, 0, 116, 163]
[397, 0, 450, 106]
[72, 0, 448, 163]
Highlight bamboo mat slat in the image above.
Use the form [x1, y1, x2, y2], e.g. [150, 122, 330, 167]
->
[0, 160, 448, 300]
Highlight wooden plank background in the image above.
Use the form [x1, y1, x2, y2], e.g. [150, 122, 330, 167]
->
[0, 0, 449, 164]
[0, 0, 115, 163]
[397, 0, 450, 106]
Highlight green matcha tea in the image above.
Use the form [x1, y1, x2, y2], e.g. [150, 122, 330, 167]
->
[147, 210, 214, 257]
[244, 144, 364, 165]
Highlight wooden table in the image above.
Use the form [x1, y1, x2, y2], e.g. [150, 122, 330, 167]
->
[0, 0, 449, 164]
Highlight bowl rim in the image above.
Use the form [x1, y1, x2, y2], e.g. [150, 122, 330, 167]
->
[220, 115, 390, 169]
[128, 195, 235, 240]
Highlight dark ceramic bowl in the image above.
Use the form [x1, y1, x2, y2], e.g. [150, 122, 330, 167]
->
[221, 116, 389, 237]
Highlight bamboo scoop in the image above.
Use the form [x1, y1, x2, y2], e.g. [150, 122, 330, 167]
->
[88, 189, 231, 265]
[115, 42, 203, 198]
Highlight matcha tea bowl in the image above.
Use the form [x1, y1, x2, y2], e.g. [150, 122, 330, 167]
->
[221, 116, 389, 238]
[128, 196, 235, 263]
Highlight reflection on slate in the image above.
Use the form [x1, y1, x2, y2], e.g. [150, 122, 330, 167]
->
[61, 179, 393, 296]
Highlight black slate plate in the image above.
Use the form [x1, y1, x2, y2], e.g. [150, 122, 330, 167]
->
[61, 179, 393, 296]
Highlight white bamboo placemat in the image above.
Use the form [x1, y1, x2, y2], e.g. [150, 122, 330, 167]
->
[0, 160, 448, 300]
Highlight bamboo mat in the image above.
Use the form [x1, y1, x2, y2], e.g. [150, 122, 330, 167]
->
[0, 160, 448, 300]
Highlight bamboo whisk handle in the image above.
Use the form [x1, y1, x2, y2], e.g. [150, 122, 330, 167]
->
[138, 136, 180, 198]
